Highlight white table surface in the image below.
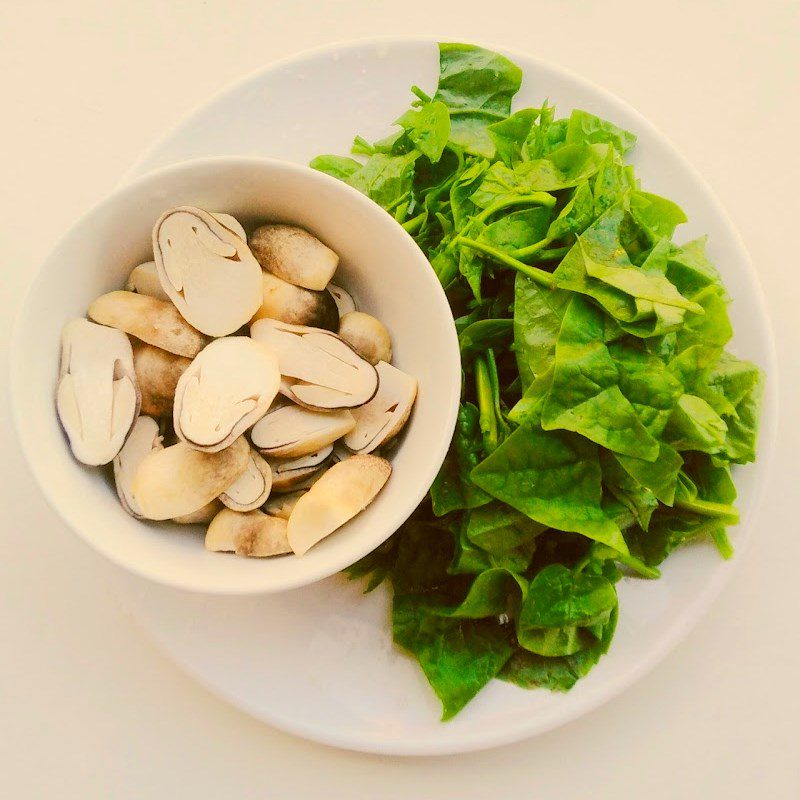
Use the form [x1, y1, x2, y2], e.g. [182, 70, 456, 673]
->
[1, 1, 798, 797]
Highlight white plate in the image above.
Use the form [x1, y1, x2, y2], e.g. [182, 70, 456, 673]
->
[121, 37, 777, 755]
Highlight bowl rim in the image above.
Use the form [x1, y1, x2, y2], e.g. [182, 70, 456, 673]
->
[9, 154, 461, 595]
[116, 36, 780, 754]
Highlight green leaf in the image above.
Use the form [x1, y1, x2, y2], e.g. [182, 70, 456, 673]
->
[513, 276, 569, 389]
[517, 564, 618, 656]
[566, 109, 637, 155]
[471, 420, 628, 553]
[540, 296, 661, 461]
[629, 190, 687, 241]
[488, 108, 539, 166]
[666, 236, 724, 297]
[395, 100, 451, 163]
[434, 43, 523, 158]
[392, 595, 512, 720]
[458, 318, 513, 359]
[431, 568, 528, 619]
[430, 404, 492, 516]
[309, 154, 363, 180]
[600, 450, 659, 531]
[614, 443, 684, 506]
[547, 181, 595, 241]
[665, 393, 728, 454]
[346, 151, 419, 210]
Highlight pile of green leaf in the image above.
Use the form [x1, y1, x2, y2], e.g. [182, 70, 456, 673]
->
[311, 43, 764, 720]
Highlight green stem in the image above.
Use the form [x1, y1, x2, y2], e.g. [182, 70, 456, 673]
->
[530, 245, 571, 262]
[675, 498, 740, 524]
[402, 212, 427, 235]
[474, 192, 557, 224]
[458, 238, 556, 289]
[475, 357, 498, 454]
[513, 235, 553, 260]
[711, 528, 734, 560]
[410, 85, 432, 103]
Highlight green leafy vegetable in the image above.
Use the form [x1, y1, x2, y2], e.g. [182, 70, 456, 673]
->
[312, 41, 763, 720]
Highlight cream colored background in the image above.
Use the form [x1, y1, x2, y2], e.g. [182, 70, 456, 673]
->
[1, 1, 798, 797]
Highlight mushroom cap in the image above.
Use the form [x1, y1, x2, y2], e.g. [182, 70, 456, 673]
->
[132, 437, 250, 520]
[56, 318, 141, 466]
[268, 446, 333, 492]
[287, 454, 391, 556]
[250, 319, 378, 411]
[219, 449, 272, 512]
[113, 415, 163, 517]
[88, 290, 206, 358]
[152, 206, 263, 337]
[263, 489, 306, 520]
[206, 508, 291, 557]
[173, 337, 280, 453]
[124, 261, 171, 302]
[211, 212, 246, 241]
[251, 404, 355, 458]
[132, 343, 192, 418]
[344, 362, 418, 454]
[249, 224, 339, 291]
[251, 270, 338, 331]
[327, 283, 356, 317]
[337, 311, 392, 366]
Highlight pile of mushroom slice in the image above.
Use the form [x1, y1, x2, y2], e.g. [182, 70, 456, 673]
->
[55, 206, 418, 559]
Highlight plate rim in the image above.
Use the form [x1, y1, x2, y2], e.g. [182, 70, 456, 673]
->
[121, 35, 779, 756]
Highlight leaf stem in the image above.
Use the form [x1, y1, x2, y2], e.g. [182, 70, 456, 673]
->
[674, 498, 740, 524]
[402, 212, 427, 235]
[474, 192, 557, 224]
[513, 235, 553, 259]
[475, 357, 498, 454]
[530, 244, 571, 262]
[410, 85, 432, 104]
[458, 238, 556, 289]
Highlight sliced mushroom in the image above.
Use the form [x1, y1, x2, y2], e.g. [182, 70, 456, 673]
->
[132, 343, 192, 418]
[173, 500, 222, 525]
[219, 449, 272, 512]
[206, 508, 291, 557]
[249, 224, 338, 290]
[88, 291, 206, 358]
[287, 455, 391, 556]
[327, 283, 356, 317]
[113, 415, 163, 516]
[125, 261, 171, 301]
[152, 206, 262, 336]
[344, 362, 417, 454]
[132, 437, 249, 520]
[56, 318, 140, 466]
[251, 270, 338, 331]
[338, 312, 392, 366]
[268, 445, 333, 492]
[263, 490, 306, 520]
[211, 212, 246, 241]
[251, 404, 355, 458]
[173, 337, 280, 453]
[250, 319, 378, 411]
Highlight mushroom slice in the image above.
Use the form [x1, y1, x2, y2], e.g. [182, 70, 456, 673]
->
[344, 362, 417, 454]
[249, 224, 338, 291]
[251, 404, 355, 458]
[88, 291, 206, 358]
[56, 318, 140, 466]
[206, 509, 291, 557]
[263, 490, 306, 520]
[132, 343, 192, 418]
[250, 319, 378, 410]
[211, 212, 246, 241]
[132, 437, 249, 520]
[173, 337, 279, 453]
[269, 446, 333, 492]
[287, 455, 391, 556]
[252, 271, 338, 331]
[327, 284, 356, 317]
[219, 449, 272, 512]
[125, 261, 171, 302]
[173, 500, 222, 525]
[113, 415, 163, 516]
[338, 312, 392, 366]
[153, 206, 262, 336]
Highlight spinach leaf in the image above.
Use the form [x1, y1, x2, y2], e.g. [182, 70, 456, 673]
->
[601, 450, 659, 531]
[459, 318, 513, 359]
[346, 151, 419, 210]
[395, 100, 451, 163]
[665, 393, 728, 454]
[517, 564, 618, 656]
[309, 154, 363, 180]
[566, 109, 637, 155]
[629, 190, 687, 241]
[434, 43, 522, 158]
[393, 595, 512, 720]
[471, 420, 628, 553]
[430, 404, 492, 516]
[540, 296, 661, 461]
[488, 108, 539, 167]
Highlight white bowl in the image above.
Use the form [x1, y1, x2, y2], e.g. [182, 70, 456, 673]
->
[9, 156, 461, 594]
